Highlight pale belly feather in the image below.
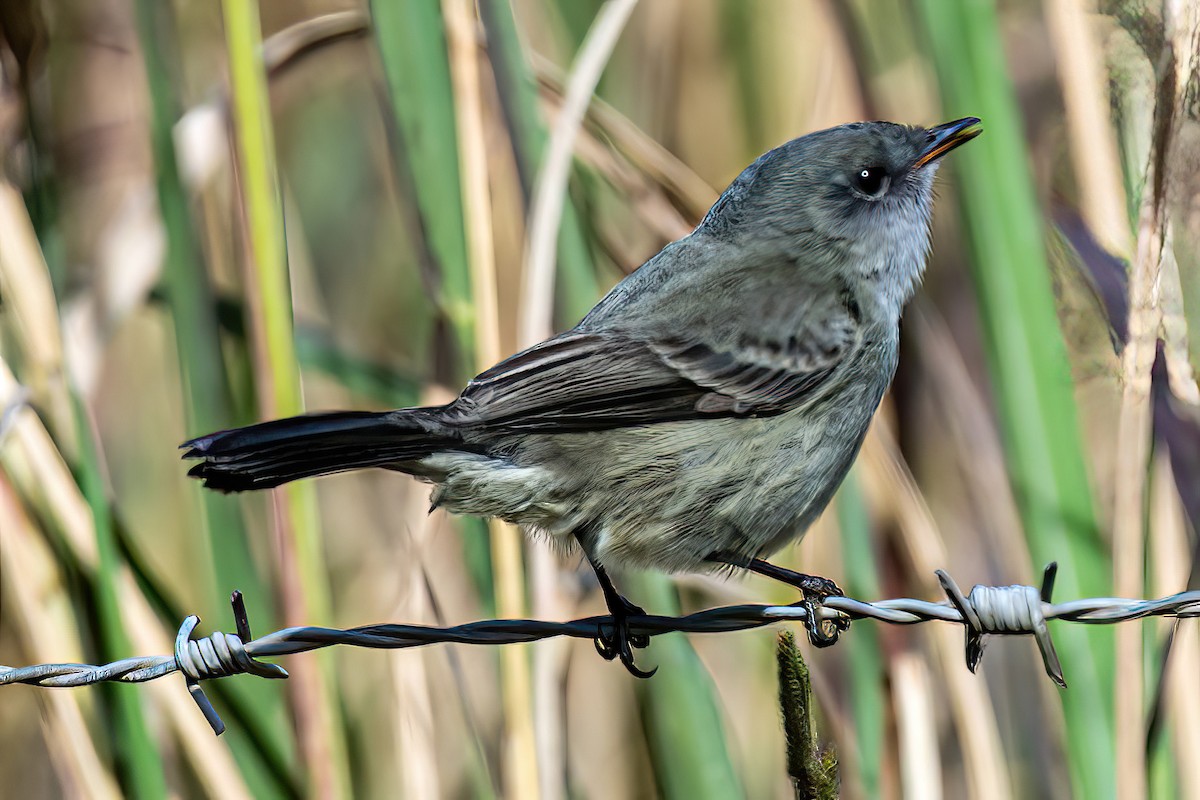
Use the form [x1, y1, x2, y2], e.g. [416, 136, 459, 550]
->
[421, 353, 889, 573]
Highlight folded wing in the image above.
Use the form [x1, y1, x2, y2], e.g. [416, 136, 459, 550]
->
[448, 323, 855, 433]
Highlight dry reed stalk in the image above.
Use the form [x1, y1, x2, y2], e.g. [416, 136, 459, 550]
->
[516, 3, 641, 796]
[893, 651, 943, 800]
[1046, 0, 1132, 257]
[0, 359, 95, 563]
[568, 125, 695, 241]
[223, 0, 351, 791]
[1158, 222, 1200, 405]
[1112, 418, 1150, 800]
[444, 1, 539, 796]
[1149, 451, 1200, 800]
[391, 478, 442, 800]
[1112, 3, 1200, 793]
[0, 480, 119, 800]
[1157, 2, 1200, 406]
[860, 428, 1012, 800]
[1, 359, 254, 798]
[1112, 101, 1163, 800]
[0, 183, 75, 453]
[530, 51, 717, 218]
[520, 0, 640, 346]
[911, 309, 1035, 579]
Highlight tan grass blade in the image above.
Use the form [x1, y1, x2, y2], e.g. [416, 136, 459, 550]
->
[391, 478, 442, 800]
[0, 479, 119, 800]
[1, 359, 252, 798]
[569, 126, 695, 243]
[1159, 1, 1200, 405]
[893, 651, 943, 800]
[911, 307, 1035, 579]
[1045, 0, 1131, 257]
[0, 362, 95, 565]
[861, 427, 1012, 800]
[517, 3, 640, 796]
[1149, 450, 1200, 800]
[1113, 119, 1164, 800]
[531, 52, 719, 219]
[445, 0, 538, 795]
[520, 0, 640, 346]
[1113, 4, 1200, 789]
[1158, 222, 1200, 405]
[0, 183, 75, 453]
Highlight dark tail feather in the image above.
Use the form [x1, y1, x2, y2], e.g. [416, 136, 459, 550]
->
[182, 410, 456, 492]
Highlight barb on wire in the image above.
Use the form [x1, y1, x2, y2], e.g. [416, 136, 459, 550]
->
[3, 563, 1200, 735]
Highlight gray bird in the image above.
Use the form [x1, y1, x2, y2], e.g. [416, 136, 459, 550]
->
[184, 117, 981, 675]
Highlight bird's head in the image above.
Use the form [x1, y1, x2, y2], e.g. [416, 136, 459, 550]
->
[702, 118, 980, 246]
[697, 117, 981, 310]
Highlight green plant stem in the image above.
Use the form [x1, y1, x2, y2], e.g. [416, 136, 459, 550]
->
[131, 0, 292, 790]
[837, 471, 883, 797]
[479, 0, 600, 325]
[130, 0, 265, 631]
[371, 0, 495, 608]
[915, 1, 1114, 797]
[631, 574, 744, 800]
[74, 401, 166, 799]
[777, 631, 839, 800]
[221, 1, 350, 796]
[371, 0, 475, 377]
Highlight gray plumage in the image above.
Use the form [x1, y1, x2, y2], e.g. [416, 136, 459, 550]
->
[185, 118, 979, 578]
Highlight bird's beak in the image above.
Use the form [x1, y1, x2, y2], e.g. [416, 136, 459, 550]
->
[914, 117, 982, 169]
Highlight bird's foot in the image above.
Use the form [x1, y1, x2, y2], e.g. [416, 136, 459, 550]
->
[594, 592, 656, 679]
[709, 554, 850, 648]
[788, 572, 850, 649]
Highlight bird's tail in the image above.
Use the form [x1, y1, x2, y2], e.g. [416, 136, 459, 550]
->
[181, 410, 456, 492]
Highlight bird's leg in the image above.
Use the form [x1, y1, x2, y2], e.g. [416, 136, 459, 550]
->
[708, 554, 850, 647]
[584, 556, 656, 679]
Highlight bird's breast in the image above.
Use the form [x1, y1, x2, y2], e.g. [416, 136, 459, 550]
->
[535, 345, 896, 571]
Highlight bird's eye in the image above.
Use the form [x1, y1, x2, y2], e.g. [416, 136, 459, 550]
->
[853, 166, 889, 197]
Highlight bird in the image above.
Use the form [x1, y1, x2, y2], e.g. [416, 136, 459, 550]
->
[183, 117, 981, 676]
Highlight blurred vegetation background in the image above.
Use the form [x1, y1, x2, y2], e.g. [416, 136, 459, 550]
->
[0, 0, 1197, 798]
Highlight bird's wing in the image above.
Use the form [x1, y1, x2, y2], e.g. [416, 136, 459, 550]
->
[447, 323, 855, 433]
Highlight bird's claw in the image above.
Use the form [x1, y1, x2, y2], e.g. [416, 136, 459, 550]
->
[797, 576, 850, 648]
[593, 600, 656, 679]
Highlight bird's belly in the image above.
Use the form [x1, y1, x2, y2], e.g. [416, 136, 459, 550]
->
[482, 388, 881, 573]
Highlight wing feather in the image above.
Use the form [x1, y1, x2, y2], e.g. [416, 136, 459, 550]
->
[447, 320, 855, 433]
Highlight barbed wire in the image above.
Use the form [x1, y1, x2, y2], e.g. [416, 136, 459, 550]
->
[3, 563, 1199, 735]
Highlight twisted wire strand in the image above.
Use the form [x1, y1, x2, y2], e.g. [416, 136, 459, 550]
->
[3, 564, 1200, 734]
